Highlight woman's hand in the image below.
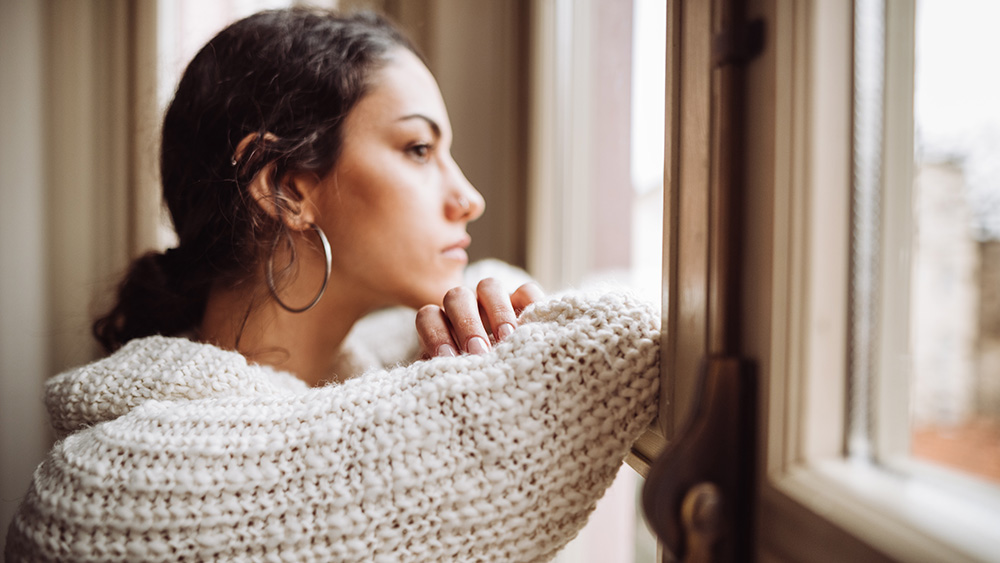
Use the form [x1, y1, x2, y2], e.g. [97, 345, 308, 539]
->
[416, 279, 544, 358]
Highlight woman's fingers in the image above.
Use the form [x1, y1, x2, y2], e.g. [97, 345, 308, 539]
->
[416, 279, 546, 358]
[442, 286, 492, 354]
[476, 278, 518, 343]
[510, 282, 544, 315]
[416, 304, 458, 358]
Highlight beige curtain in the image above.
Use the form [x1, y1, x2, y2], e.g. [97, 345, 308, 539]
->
[0, 0, 159, 544]
[45, 0, 161, 370]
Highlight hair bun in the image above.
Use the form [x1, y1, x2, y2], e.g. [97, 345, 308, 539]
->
[93, 249, 209, 352]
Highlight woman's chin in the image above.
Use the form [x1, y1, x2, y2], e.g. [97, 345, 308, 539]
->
[416, 276, 466, 308]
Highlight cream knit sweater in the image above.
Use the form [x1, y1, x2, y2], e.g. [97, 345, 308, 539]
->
[5, 292, 660, 562]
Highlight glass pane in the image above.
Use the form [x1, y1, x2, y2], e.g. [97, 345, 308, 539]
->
[553, 0, 663, 560]
[910, 0, 1000, 484]
[570, 0, 665, 310]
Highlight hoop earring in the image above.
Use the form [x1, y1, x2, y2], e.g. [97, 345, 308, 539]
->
[266, 223, 332, 313]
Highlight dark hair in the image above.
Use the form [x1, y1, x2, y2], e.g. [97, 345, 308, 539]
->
[93, 8, 417, 352]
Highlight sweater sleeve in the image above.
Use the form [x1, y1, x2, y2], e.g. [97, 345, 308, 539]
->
[6, 292, 660, 563]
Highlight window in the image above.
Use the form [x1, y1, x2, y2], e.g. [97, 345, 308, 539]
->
[746, 0, 1000, 559]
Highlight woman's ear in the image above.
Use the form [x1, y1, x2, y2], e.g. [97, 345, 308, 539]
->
[238, 132, 320, 231]
[284, 171, 322, 227]
[247, 166, 322, 231]
[245, 159, 282, 218]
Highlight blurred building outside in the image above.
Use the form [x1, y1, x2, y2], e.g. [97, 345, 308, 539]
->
[910, 160, 1000, 483]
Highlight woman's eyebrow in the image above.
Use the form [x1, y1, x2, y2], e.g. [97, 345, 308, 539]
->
[397, 114, 441, 138]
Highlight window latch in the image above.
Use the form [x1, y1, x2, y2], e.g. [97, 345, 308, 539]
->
[642, 357, 757, 562]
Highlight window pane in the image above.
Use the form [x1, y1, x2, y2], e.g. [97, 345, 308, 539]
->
[910, 0, 1000, 484]
[552, 0, 663, 560]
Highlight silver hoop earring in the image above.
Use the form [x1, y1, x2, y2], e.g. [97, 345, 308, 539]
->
[266, 223, 332, 313]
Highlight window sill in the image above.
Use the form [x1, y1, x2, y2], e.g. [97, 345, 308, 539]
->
[763, 458, 1000, 562]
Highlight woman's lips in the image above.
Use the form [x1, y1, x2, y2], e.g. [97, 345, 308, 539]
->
[442, 235, 471, 263]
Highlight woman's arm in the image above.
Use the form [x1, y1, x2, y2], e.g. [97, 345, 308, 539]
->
[7, 292, 659, 562]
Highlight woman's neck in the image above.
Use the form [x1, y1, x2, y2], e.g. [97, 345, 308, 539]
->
[198, 282, 372, 387]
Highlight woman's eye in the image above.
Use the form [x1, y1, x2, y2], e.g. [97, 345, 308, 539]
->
[406, 143, 432, 163]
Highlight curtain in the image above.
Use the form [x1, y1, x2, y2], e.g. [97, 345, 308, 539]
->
[0, 0, 159, 544]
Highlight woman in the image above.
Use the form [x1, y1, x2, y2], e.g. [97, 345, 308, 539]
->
[5, 9, 660, 562]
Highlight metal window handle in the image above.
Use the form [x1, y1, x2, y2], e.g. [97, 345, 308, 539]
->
[681, 482, 725, 563]
[642, 357, 757, 562]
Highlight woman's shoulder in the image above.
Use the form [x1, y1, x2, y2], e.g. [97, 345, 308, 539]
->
[46, 335, 307, 437]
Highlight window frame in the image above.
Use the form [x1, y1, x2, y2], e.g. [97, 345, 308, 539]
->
[521, 0, 1000, 559]
[749, 0, 1000, 560]
[627, 0, 715, 474]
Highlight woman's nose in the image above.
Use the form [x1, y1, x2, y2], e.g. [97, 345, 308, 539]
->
[445, 162, 485, 222]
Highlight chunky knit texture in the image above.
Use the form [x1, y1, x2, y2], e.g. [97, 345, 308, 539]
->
[6, 292, 660, 562]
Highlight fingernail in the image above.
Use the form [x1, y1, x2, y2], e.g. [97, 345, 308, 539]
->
[436, 344, 457, 357]
[467, 336, 490, 355]
[496, 323, 515, 341]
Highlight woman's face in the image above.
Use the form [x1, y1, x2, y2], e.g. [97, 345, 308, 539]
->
[313, 48, 485, 311]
